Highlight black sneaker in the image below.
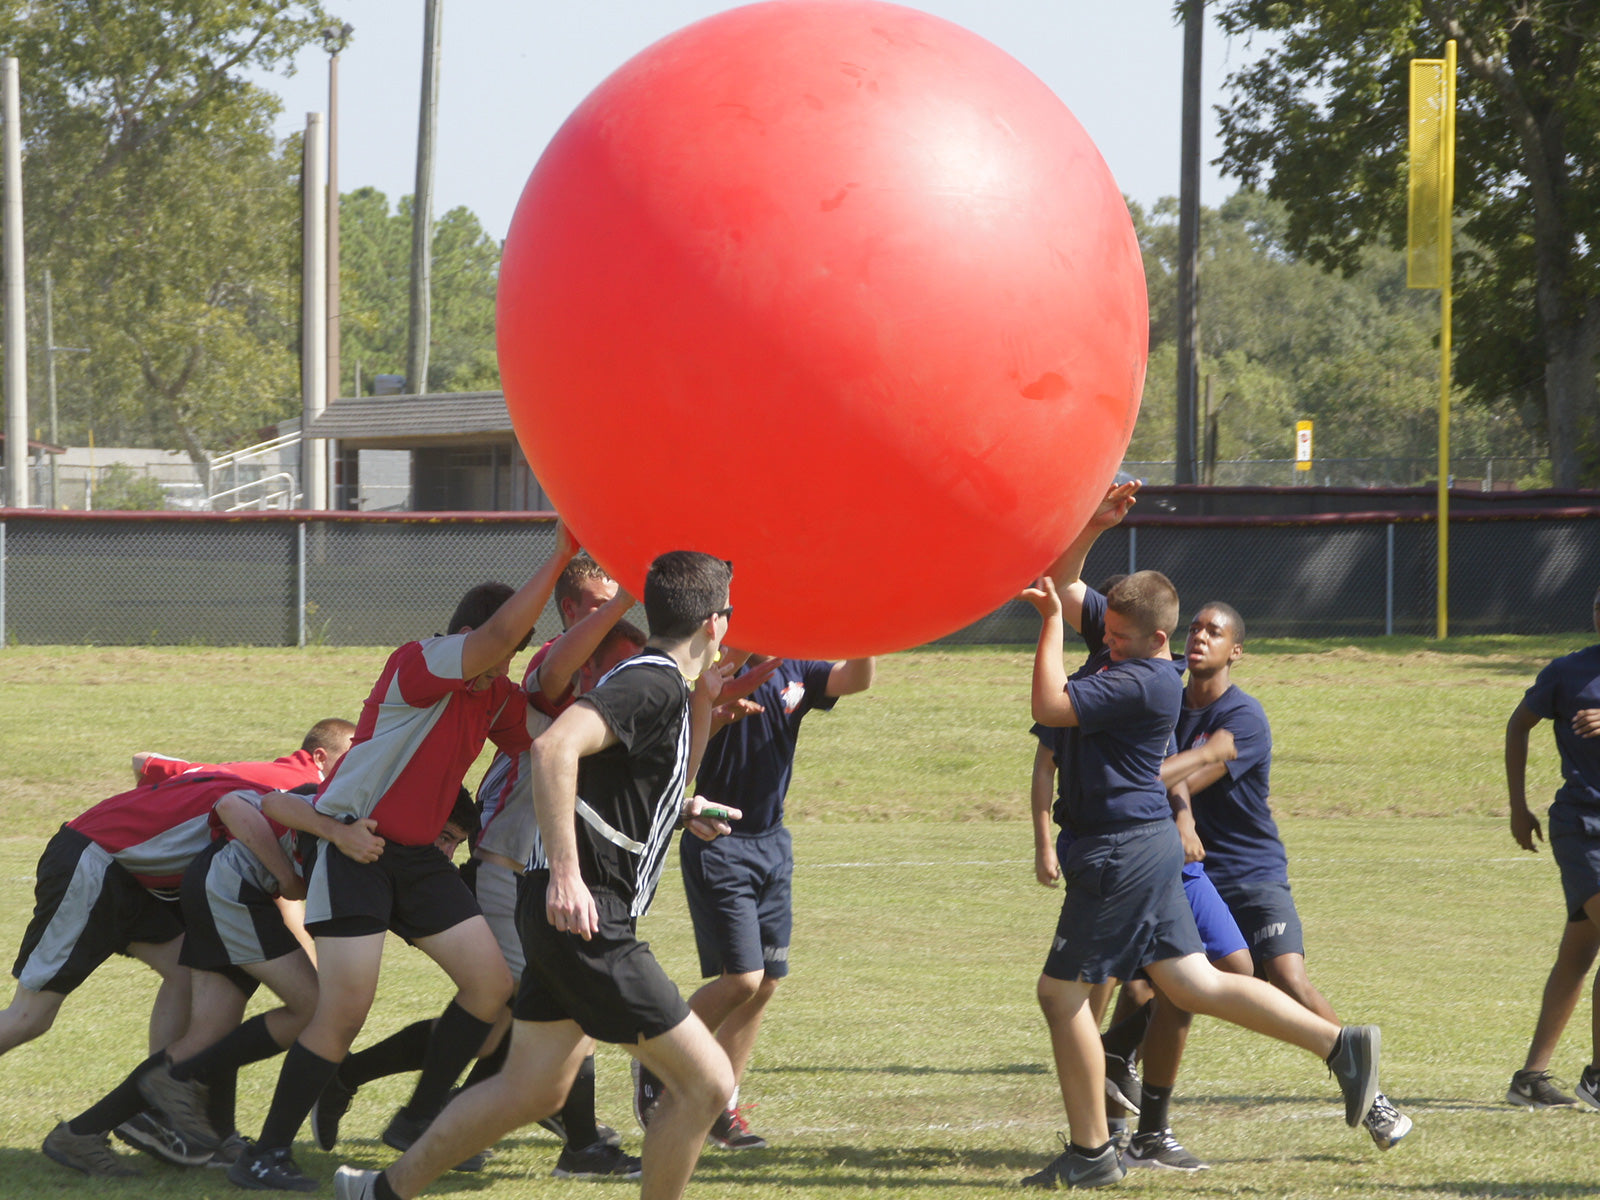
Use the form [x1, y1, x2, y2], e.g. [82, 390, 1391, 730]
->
[631, 1059, 665, 1131]
[552, 1139, 643, 1179]
[381, 1108, 488, 1172]
[1507, 1068, 1578, 1109]
[709, 1105, 766, 1150]
[1326, 1025, 1381, 1128]
[114, 1110, 215, 1167]
[226, 1143, 319, 1192]
[1577, 1065, 1600, 1111]
[312, 1071, 357, 1151]
[1103, 1053, 1142, 1116]
[1124, 1128, 1208, 1171]
[1021, 1138, 1126, 1189]
[43, 1122, 142, 1178]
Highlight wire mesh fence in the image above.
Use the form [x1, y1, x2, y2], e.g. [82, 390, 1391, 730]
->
[2, 508, 1597, 647]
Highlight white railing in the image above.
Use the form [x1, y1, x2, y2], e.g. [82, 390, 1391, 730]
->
[208, 472, 299, 512]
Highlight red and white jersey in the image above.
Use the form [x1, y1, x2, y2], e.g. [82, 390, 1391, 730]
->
[68, 759, 321, 889]
[136, 750, 325, 791]
[316, 633, 532, 845]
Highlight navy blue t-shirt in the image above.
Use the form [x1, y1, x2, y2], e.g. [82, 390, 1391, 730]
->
[1175, 684, 1286, 887]
[1523, 644, 1600, 811]
[695, 659, 839, 833]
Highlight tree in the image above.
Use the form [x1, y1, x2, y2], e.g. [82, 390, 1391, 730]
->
[1210, 1, 1600, 486]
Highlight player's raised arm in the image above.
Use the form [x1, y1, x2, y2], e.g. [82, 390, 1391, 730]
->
[1046, 480, 1139, 634]
[460, 521, 579, 681]
[826, 657, 876, 697]
[1506, 701, 1545, 852]
[533, 587, 635, 704]
[1023, 576, 1077, 727]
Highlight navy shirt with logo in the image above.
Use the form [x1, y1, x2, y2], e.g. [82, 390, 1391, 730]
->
[1523, 644, 1600, 812]
[1175, 684, 1286, 887]
[695, 659, 839, 833]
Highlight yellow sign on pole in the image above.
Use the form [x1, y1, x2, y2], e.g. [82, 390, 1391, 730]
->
[1294, 421, 1313, 472]
[1408, 40, 1456, 639]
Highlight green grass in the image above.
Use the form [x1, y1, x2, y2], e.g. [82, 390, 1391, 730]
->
[0, 639, 1594, 1197]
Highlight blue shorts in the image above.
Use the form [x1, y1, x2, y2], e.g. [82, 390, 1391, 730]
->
[1214, 878, 1306, 966]
[1184, 866, 1248, 962]
[1549, 801, 1600, 922]
[681, 825, 792, 979]
[1044, 820, 1204, 984]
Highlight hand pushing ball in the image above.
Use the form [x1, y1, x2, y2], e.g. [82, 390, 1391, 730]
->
[499, 0, 1147, 658]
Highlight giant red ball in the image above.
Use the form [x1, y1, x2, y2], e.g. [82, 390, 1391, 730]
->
[499, 0, 1147, 658]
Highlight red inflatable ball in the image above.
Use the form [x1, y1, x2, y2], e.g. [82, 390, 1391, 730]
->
[499, 0, 1147, 658]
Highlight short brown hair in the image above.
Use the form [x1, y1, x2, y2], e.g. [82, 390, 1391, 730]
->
[1106, 571, 1179, 640]
[301, 717, 356, 755]
[555, 554, 612, 615]
[595, 618, 648, 661]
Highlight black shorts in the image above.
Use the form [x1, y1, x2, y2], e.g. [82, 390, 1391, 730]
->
[302, 838, 479, 941]
[178, 840, 299, 995]
[1214, 878, 1306, 967]
[513, 870, 691, 1044]
[12, 826, 183, 995]
[1043, 820, 1203, 984]
[681, 826, 793, 979]
[1550, 801, 1600, 922]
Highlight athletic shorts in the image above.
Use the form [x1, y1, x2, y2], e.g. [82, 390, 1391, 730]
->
[512, 870, 691, 1044]
[177, 839, 300, 995]
[12, 825, 183, 994]
[1549, 801, 1600, 922]
[1214, 878, 1306, 966]
[681, 825, 792, 979]
[1184, 868, 1249, 963]
[474, 857, 526, 979]
[302, 838, 479, 941]
[1043, 820, 1203, 984]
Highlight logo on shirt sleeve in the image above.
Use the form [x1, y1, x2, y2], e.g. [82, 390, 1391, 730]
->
[780, 680, 806, 714]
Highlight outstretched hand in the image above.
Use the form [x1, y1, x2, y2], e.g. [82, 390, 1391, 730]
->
[1020, 575, 1063, 617]
[1087, 479, 1140, 532]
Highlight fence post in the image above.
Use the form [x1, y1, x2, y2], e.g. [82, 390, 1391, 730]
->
[296, 521, 307, 648]
[1127, 526, 1137, 575]
[1385, 522, 1395, 637]
[0, 520, 7, 648]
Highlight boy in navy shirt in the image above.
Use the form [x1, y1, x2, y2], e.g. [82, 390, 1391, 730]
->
[1505, 585, 1600, 1109]
[1021, 567, 1382, 1189]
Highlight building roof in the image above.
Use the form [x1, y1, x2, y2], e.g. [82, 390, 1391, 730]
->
[304, 391, 514, 448]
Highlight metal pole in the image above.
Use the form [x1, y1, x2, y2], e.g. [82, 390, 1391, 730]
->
[297, 521, 308, 647]
[1435, 39, 1456, 639]
[302, 113, 328, 510]
[1173, 2, 1203, 486]
[0, 520, 7, 647]
[3, 58, 28, 509]
[407, 0, 441, 395]
[1127, 526, 1138, 575]
[1385, 522, 1395, 637]
[44, 267, 55, 508]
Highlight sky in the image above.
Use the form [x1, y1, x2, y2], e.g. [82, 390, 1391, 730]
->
[248, 1, 1268, 242]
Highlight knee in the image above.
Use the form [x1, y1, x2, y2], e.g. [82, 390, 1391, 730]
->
[723, 971, 764, 1006]
[1036, 977, 1078, 1028]
[678, 1054, 735, 1120]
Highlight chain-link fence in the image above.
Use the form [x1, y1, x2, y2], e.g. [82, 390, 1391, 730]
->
[3, 508, 1598, 647]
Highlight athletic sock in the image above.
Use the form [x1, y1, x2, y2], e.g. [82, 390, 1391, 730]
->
[342, 1019, 434, 1088]
[209, 1067, 238, 1134]
[374, 1172, 403, 1200]
[401, 1001, 493, 1121]
[560, 1055, 600, 1148]
[173, 1014, 285, 1083]
[1101, 999, 1155, 1060]
[1325, 1028, 1347, 1067]
[257, 1041, 341, 1151]
[1070, 1139, 1114, 1157]
[66, 1051, 164, 1136]
[461, 1030, 511, 1089]
[1137, 1083, 1172, 1136]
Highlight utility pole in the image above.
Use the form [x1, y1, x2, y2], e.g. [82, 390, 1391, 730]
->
[406, 0, 441, 396]
[324, 22, 352, 406]
[1174, 1, 1203, 485]
[3, 57, 27, 508]
[42, 269, 88, 510]
[302, 113, 328, 510]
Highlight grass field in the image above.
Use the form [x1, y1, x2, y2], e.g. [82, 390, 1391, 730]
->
[0, 638, 1595, 1197]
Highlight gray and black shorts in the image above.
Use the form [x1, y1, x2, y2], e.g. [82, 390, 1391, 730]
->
[178, 839, 301, 995]
[302, 838, 479, 941]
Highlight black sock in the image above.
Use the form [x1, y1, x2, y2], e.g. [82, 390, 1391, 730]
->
[174, 1014, 285, 1083]
[461, 1030, 511, 1089]
[209, 1067, 238, 1135]
[1137, 1083, 1172, 1136]
[67, 1051, 164, 1136]
[1325, 1028, 1346, 1067]
[257, 1041, 341, 1151]
[343, 1019, 435, 1088]
[1100, 999, 1154, 1061]
[374, 1172, 403, 1200]
[1070, 1139, 1114, 1157]
[560, 1055, 600, 1148]
[402, 1002, 492, 1122]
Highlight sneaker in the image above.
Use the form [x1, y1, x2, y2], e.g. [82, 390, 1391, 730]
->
[209, 1130, 249, 1168]
[43, 1122, 142, 1177]
[381, 1108, 488, 1172]
[1020, 1138, 1126, 1189]
[552, 1139, 643, 1179]
[1106, 1120, 1132, 1156]
[1507, 1069, 1578, 1109]
[114, 1110, 215, 1167]
[1577, 1065, 1600, 1111]
[631, 1059, 665, 1131]
[225, 1143, 319, 1192]
[333, 1165, 381, 1200]
[709, 1105, 767, 1150]
[1103, 1053, 1142, 1116]
[1124, 1128, 1208, 1171]
[312, 1071, 357, 1151]
[1362, 1092, 1413, 1150]
[137, 1062, 220, 1151]
[1326, 1025, 1381, 1128]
